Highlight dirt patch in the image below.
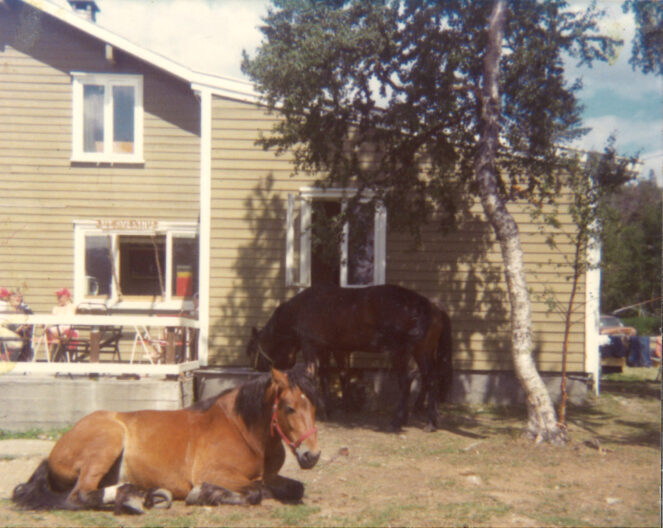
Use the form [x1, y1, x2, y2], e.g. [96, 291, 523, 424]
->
[0, 370, 660, 527]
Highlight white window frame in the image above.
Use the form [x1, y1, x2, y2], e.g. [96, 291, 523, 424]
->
[71, 72, 144, 163]
[73, 220, 198, 310]
[286, 187, 387, 288]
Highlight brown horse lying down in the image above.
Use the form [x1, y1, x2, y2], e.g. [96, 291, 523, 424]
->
[13, 366, 321, 514]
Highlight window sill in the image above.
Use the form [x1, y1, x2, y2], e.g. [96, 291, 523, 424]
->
[70, 155, 145, 166]
[78, 298, 195, 313]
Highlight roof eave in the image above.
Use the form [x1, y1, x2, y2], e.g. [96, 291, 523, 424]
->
[20, 0, 261, 103]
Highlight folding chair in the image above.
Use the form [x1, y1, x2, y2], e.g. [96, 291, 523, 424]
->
[50, 328, 81, 363]
[131, 324, 186, 364]
[1, 325, 32, 361]
[0, 334, 25, 361]
[131, 326, 166, 364]
[53, 303, 122, 361]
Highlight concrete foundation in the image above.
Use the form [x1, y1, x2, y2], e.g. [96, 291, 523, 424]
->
[193, 367, 593, 408]
[194, 367, 259, 401]
[0, 374, 194, 432]
[0, 367, 591, 432]
[361, 369, 592, 408]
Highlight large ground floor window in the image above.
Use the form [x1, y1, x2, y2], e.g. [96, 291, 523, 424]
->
[74, 220, 198, 308]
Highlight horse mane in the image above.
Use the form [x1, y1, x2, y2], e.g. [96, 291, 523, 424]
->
[188, 387, 235, 413]
[234, 364, 321, 428]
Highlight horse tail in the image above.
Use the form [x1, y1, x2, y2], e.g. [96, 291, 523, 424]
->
[435, 307, 453, 403]
[12, 459, 77, 511]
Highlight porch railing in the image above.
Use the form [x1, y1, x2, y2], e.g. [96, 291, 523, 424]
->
[0, 314, 200, 376]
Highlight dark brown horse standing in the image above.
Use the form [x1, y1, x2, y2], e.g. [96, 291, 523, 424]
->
[246, 284, 452, 431]
[12, 366, 320, 514]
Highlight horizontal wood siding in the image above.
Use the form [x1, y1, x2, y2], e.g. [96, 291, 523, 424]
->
[208, 96, 586, 372]
[0, 7, 199, 312]
[0, 4, 586, 374]
[209, 97, 306, 364]
[387, 197, 586, 372]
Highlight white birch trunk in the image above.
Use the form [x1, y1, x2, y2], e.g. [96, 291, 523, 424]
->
[475, 0, 566, 445]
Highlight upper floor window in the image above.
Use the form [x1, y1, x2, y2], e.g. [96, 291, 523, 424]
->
[286, 188, 387, 288]
[71, 73, 143, 163]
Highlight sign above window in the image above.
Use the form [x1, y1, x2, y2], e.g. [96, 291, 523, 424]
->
[95, 218, 159, 232]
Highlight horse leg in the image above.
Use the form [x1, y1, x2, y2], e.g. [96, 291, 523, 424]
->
[413, 361, 426, 412]
[315, 348, 333, 417]
[412, 349, 439, 432]
[333, 350, 352, 412]
[103, 484, 172, 514]
[425, 361, 441, 432]
[49, 412, 172, 514]
[263, 475, 304, 503]
[185, 482, 262, 506]
[390, 350, 411, 431]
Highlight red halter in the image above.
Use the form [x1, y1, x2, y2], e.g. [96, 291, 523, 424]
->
[271, 394, 317, 450]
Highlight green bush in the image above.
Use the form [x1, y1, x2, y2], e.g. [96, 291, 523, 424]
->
[620, 316, 661, 336]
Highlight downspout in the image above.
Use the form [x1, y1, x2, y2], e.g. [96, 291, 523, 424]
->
[585, 223, 602, 395]
[197, 87, 212, 366]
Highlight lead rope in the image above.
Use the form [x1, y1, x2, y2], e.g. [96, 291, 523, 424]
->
[253, 339, 274, 369]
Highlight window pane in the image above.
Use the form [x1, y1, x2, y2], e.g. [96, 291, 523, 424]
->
[347, 203, 374, 285]
[83, 85, 104, 153]
[311, 201, 342, 285]
[119, 235, 165, 296]
[112, 85, 134, 154]
[172, 236, 199, 298]
[85, 236, 112, 296]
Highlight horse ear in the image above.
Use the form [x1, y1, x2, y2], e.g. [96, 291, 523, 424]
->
[251, 327, 258, 338]
[271, 368, 289, 390]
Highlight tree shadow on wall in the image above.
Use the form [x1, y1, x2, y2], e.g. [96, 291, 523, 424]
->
[214, 174, 288, 365]
[215, 174, 516, 386]
[394, 198, 511, 372]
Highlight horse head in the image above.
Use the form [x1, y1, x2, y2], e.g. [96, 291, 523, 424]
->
[269, 366, 320, 470]
[247, 326, 297, 372]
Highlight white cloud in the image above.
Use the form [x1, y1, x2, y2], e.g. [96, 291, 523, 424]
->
[640, 151, 663, 184]
[565, 2, 662, 101]
[96, 0, 266, 78]
[573, 115, 663, 184]
[94, 0, 661, 185]
[566, 1, 662, 184]
[575, 115, 661, 154]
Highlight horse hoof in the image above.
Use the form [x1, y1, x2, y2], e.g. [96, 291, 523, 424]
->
[247, 489, 263, 505]
[147, 488, 172, 509]
[116, 496, 145, 515]
[387, 422, 402, 433]
[424, 423, 437, 433]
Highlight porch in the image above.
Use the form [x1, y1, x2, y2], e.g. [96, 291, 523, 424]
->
[0, 313, 200, 377]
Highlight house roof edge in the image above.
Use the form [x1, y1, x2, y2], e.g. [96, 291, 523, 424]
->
[20, 0, 261, 103]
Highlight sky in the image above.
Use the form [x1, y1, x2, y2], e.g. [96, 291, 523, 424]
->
[93, 0, 662, 185]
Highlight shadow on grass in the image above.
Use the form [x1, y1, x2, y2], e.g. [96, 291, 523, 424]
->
[322, 401, 527, 441]
[600, 379, 661, 399]
[321, 374, 660, 450]
[566, 377, 661, 449]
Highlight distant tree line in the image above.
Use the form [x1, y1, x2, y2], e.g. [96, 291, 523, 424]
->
[599, 173, 662, 319]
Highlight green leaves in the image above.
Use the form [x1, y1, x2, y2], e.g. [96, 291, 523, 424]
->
[623, 0, 663, 76]
[243, 0, 627, 231]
